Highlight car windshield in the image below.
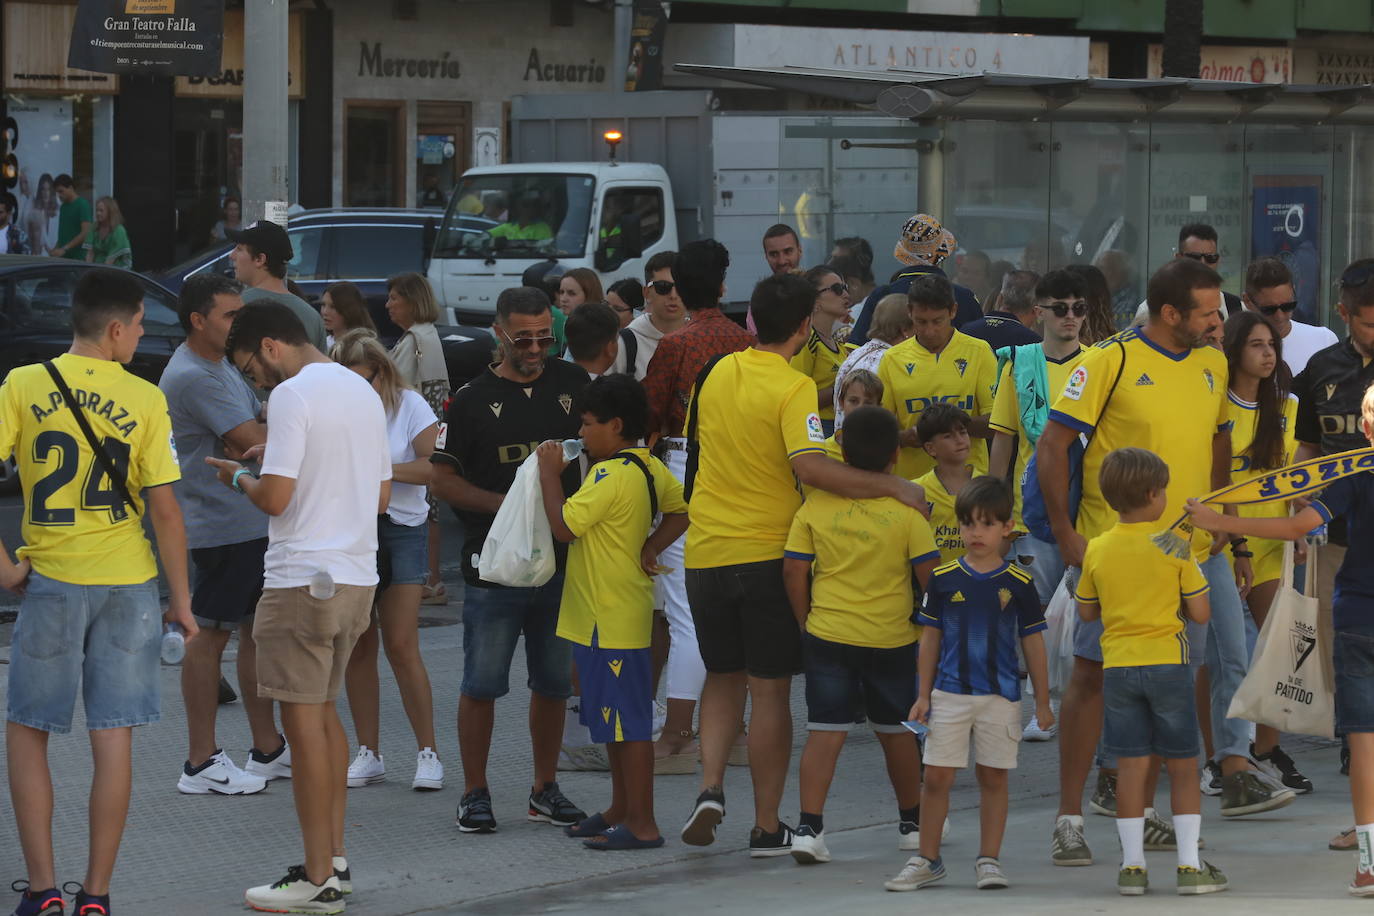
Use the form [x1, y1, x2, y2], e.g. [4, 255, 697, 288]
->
[163, 242, 232, 280]
[432, 174, 595, 259]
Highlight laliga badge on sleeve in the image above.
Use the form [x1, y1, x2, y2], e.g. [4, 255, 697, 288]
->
[1063, 366, 1088, 401]
[806, 413, 825, 443]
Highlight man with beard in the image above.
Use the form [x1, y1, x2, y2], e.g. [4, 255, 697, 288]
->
[430, 286, 591, 835]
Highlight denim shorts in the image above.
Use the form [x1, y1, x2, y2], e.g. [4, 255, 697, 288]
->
[461, 575, 572, 701]
[1102, 664, 1200, 759]
[1335, 627, 1374, 734]
[378, 515, 427, 590]
[802, 632, 917, 733]
[686, 559, 802, 678]
[191, 537, 267, 629]
[7, 572, 161, 734]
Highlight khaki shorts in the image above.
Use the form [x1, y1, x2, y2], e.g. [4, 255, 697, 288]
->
[253, 585, 375, 704]
[922, 689, 1021, 770]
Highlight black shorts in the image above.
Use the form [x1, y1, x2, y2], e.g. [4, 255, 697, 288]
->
[686, 558, 801, 678]
[802, 633, 917, 732]
[191, 537, 268, 630]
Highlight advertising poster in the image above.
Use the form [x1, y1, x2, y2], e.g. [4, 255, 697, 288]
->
[1251, 174, 1323, 324]
[624, 0, 667, 92]
[7, 98, 75, 256]
[68, 0, 224, 77]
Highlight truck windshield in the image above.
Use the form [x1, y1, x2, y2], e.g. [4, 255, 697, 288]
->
[432, 173, 595, 259]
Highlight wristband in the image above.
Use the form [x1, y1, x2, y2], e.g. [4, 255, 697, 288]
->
[1231, 549, 1254, 559]
[1230, 537, 1248, 547]
[231, 467, 255, 493]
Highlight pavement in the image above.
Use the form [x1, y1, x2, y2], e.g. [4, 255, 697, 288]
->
[0, 491, 1367, 914]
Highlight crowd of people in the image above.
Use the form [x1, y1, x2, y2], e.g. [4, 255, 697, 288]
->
[2, 208, 1373, 916]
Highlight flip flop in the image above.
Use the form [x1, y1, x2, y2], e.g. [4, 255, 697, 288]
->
[563, 812, 611, 838]
[584, 825, 665, 851]
[1331, 827, 1358, 850]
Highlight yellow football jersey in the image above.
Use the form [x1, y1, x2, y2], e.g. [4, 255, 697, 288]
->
[1048, 330, 1228, 561]
[558, 448, 687, 650]
[915, 467, 968, 564]
[790, 328, 855, 422]
[988, 347, 1088, 530]
[0, 354, 181, 584]
[784, 490, 938, 649]
[878, 331, 997, 479]
[1076, 521, 1210, 668]
[1223, 390, 1299, 584]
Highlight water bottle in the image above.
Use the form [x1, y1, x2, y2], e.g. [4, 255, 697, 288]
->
[161, 622, 186, 665]
[309, 569, 336, 600]
[561, 438, 584, 461]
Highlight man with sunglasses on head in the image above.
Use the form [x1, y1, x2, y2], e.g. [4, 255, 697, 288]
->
[430, 285, 590, 835]
[1244, 257, 1336, 377]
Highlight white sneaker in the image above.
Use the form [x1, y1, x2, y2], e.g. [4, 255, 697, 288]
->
[975, 856, 1009, 889]
[244, 736, 292, 781]
[177, 750, 268, 795]
[790, 826, 831, 864]
[245, 866, 345, 914]
[557, 743, 611, 771]
[411, 747, 444, 791]
[884, 855, 947, 892]
[1023, 713, 1058, 742]
[346, 746, 386, 788]
[332, 856, 352, 895]
[898, 817, 951, 850]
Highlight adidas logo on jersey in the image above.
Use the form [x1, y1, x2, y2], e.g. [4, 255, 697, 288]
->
[950, 590, 965, 602]
[1135, 373, 1154, 386]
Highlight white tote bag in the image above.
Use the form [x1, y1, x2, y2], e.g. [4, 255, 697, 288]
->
[1043, 571, 1078, 698]
[476, 451, 556, 589]
[1226, 543, 1335, 739]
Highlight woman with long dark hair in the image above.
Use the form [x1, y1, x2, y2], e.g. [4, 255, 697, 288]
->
[1064, 263, 1117, 345]
[1217, 309, 1309, 791]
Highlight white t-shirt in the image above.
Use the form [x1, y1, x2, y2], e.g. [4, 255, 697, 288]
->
[1281, 320, 1339, 376]
[259, 362, 391, 588]
[386, 388, 438, 527]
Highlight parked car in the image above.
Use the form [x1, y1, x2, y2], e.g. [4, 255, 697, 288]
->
[0, 255, 187, 493]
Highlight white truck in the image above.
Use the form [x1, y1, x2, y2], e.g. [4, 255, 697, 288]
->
[427, 90, 924, 323]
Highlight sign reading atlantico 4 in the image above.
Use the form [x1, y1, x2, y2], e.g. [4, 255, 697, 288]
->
[68, 0, 224, 77]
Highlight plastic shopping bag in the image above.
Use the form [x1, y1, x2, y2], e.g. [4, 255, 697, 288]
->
[1227, 543, 1335, 738]
[476, 451, 556, 589]
[1043, 570, 1077, 698]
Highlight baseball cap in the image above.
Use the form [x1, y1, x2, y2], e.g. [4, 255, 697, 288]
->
[894, 213, 956, 268]
[226, 220, 293, 264]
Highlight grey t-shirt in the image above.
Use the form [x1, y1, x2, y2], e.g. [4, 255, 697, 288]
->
[242, 287, 328, 352]
[159, 343, 269, 549]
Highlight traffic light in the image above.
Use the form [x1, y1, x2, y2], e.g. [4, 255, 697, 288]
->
[1, 114, 17, 191]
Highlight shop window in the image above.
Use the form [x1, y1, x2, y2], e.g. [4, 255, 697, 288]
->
[331, 225, 426, 280]
[345, 103, 404, 207]
[417, 102, 470, 210]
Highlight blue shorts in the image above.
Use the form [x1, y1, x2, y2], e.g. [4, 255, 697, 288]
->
[1335, 627, 1374, 734]
[802, 632, 916, 733]
[1102, 664, 1199, 759]
[460, 575, 572, 701]
[7, 572, 161, 734]
[191, 537, 266, 630]
[574, 635, 653, 743]
[378, 516, 427, 590]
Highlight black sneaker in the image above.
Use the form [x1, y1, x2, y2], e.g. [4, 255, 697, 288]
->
[62, 883, 107, 916]
[749, 821, 795, 858]
[681, 788, 725, 847]
[457, 787, 497, 833]
[1200, 759, 1223, 796]
[10, 881, 63, 916]
[1089, 769, 1117, 816]
[218, 675, 238, 705]
[528, 781, 586, 827]
[1253, 743, 1314, 794]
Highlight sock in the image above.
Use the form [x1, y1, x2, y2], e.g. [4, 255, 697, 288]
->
[1358, 823, 1374, 875]
[1174, 813, 1201, 869]
[1058, 813, 1084, 829]
[900, 805, 920, 825]
[564, 699, 591, 748]
[800, 811, 824, 833]
[1117, 816, 1146, 869]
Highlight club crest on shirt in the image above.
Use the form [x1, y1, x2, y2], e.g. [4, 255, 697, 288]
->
[806, 413, 825, 442]
[955, 358, 968, 377]
[1063, 366, 1088, 401]
[489, 401, 503, 418]
[998, 588, 1011, 609]
[435, 422, 448, 448]
[559, 394, 573, 414]
[1203, 368, 1215, 393]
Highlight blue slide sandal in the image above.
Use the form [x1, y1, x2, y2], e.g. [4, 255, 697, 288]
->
[584, 825, 666, 851]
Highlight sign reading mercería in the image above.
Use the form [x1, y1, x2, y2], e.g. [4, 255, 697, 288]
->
[68, 0, 223, 77]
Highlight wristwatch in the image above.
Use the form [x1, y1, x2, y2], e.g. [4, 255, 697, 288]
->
[230, 467, 255, 493]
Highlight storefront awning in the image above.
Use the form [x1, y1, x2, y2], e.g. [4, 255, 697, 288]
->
[673, 63, 1374, 124]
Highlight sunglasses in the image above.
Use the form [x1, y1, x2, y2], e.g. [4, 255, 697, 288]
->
[1257, 300, 1298, 317]
[498, 326, 556, 351]
[1040, 300, 1088, 318]
[649, 280, 676, 295]
[1181, 251, 1221, 266]
[605, 299, 634, 314]
[819, 282, 849, 297]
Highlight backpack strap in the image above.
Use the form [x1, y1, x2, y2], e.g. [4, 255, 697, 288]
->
[619, 328, 639, 377]
[42, 360, 139, 517]
[1085, 339, 1128, 446]
[683, 354, 727, 502]
[613, 450, 658, 523]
